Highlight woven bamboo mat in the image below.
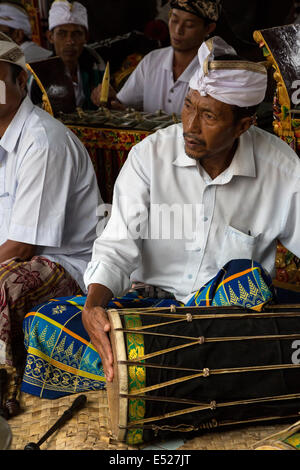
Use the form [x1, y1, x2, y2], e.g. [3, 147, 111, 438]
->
[8, 389, 138, 450]
[6, 387, 295, 451]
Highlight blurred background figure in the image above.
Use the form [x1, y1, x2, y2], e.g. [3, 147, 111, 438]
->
[0, 1, 51, 62]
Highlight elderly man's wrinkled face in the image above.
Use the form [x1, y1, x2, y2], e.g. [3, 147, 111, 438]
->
[181, 90, 250, 162]
[168, 9, 216, 53]
[48, 23, 87, 65]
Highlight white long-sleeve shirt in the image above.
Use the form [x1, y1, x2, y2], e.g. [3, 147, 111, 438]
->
[84, 123, 300, 303]
[0, 96, 101, 292]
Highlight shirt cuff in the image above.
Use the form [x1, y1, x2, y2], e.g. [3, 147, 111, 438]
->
[83, 261, 130, 298]
[8, 221, 62, 247]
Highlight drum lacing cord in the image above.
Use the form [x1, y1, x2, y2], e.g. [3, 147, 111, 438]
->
[115, 328, 300, 362]
[124, 392, 300, 427]
[123, 362, 300, 396]
[112, 304, 300, 321]
[122, 413, 300, 434]
[127, 420, 219, 434]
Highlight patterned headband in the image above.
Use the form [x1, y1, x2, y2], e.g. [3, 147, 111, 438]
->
[170, 0, 222, 22]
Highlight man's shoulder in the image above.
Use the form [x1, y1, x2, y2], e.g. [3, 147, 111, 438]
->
[140, 46, 173, 64]
[135, 123, 182, 146]
[130, 123, 183, 162]
[250, 126, 300, 177]
[22, 103, 87, 159]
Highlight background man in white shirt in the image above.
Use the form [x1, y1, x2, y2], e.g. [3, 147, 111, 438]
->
[91, 0, 221, 114]
[81, 36, 300, 382]
[29, 0, 105, 111]
[0, 32, 101, 371]
[0, 2, 52, 63]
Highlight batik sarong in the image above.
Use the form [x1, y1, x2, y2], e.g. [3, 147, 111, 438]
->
[21, 259, 276, 399]
[0, 256, 81, 368]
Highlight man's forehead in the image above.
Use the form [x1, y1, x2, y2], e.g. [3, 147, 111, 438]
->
[187, 89, 233, 113]
[171, 8, 203, 22]
[53, 23, 85, 32]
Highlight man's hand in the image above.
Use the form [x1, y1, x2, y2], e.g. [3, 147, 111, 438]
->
[90, 84, 126, 110]
[0, 240, 36, 263]
[90, 83, 116, 107]
[82, 284, 114, 381]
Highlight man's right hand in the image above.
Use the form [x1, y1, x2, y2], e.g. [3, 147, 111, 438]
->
[90, 83, 116, 107]
[82, 284, 114, 381]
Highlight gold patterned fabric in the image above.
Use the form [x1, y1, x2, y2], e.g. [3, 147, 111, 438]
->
[170, 0, 222, 22]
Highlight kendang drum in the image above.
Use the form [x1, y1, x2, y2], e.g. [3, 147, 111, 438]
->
[106, 304, 300, 445]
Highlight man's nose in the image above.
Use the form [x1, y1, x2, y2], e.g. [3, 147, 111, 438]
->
[65, 33, 75, 43]
[186, 112, 202, 133]
[175, 22, 184, 35]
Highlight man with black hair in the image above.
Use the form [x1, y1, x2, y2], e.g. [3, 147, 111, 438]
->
[91, 0, 221, 114]
[0, 33, 101, 370]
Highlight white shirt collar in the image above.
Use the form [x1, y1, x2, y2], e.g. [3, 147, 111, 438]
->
[173, 126, 257, 179]
[0, 95, 34, 153]
[163, 47, 199, 83]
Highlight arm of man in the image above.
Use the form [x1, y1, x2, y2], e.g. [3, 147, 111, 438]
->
[82, 143, 151, 382]
[0, 239, 36, 263]
[82, 283, 114, 382]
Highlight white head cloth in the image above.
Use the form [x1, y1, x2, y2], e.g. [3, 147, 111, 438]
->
[189, 36, 268, 107]
[48, 0, 88, 31]
[0, 3, 32, 38]
[0, 31, 27, 71]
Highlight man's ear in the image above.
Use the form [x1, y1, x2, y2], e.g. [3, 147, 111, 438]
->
[17, 69, 29, 92]
[46, 30, 54, 44]
[235, 116, 254, 138]
[206, 22, 216, 37]
[11, 29, 24, 45]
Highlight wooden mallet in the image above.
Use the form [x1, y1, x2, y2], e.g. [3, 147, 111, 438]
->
[24, 394, 87, 450]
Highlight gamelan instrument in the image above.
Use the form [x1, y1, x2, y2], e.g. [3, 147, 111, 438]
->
[57, 107, 180, 132]
[107, 304, 300, 445]
[254, 23, 300, 157]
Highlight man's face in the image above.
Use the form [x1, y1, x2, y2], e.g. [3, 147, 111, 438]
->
[0, 61, 26, 121]
[48, 23, 87, 65]
[181, 90, 248, 162]
[168, 8, 215, 52]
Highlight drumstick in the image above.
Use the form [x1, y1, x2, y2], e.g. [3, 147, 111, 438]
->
[24, 394, 87, 450]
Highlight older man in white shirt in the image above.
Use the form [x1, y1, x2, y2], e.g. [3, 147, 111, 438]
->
[81, 36, 300, 382]
[21, 36, 300, 401]
[0, 33, 100, 382]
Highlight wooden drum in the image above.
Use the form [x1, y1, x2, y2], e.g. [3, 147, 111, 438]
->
[106, 304, 300, 445]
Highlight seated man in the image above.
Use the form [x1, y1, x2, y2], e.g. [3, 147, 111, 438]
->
[91, 0, 220, 114]
[0, 1, 52, 63]
[21, 36, 300, 399]
[30, 0, 105, 110]
[0, 33, 101, 375]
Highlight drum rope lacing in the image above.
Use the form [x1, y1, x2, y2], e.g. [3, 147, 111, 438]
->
[115, 327, 300, 362]
[122, 391, 300, 427]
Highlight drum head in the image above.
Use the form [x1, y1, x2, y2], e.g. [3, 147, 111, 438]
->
[106, 309, 128, 441]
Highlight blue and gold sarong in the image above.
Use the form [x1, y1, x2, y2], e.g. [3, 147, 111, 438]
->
[21, 259, 275, 399]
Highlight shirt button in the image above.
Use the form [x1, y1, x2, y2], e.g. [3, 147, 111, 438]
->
[188, 274, 193, 279]
[168, 99, 172, 103]
[170, 89, 174, 93]
[204, 217, 208, 222]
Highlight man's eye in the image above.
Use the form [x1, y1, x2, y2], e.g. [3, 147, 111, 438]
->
[204, 113, 215, 120]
